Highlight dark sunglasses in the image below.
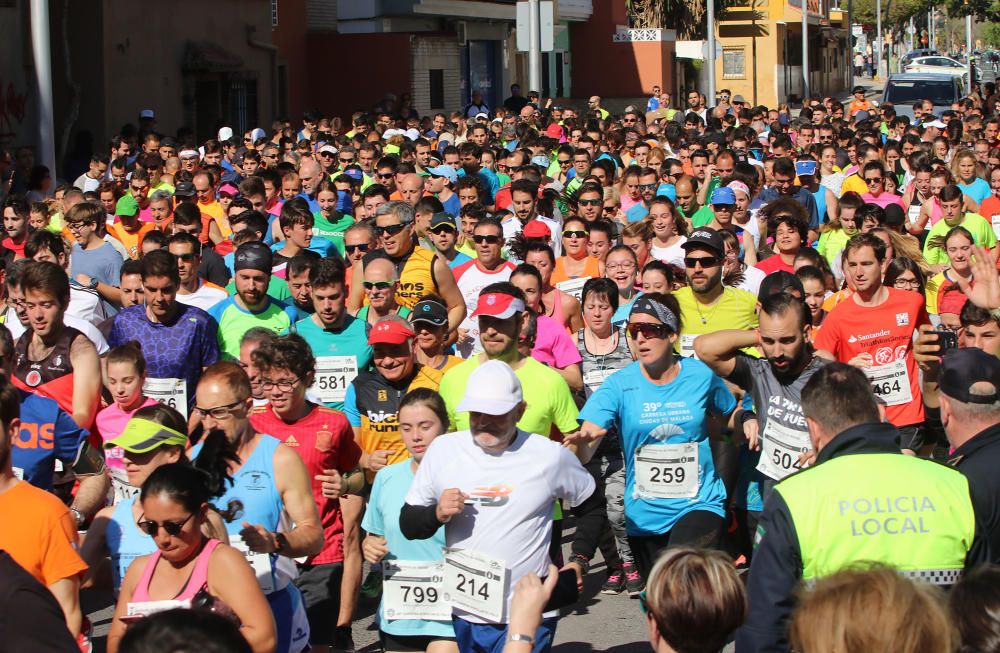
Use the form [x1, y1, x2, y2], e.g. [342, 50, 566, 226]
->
[137, 512, 195, 537]
[339, 158, 354, 164]
[579, 199, 602, 207]
[376, 172, 394, 179]
[557, 159, 573, 166]
[429, 225, 456, 235]
[375, 223, 409, 237]
[345, 243, 370, 254]
[639, 183, 658, 190]
[562, 230, 589, 239]
[173, 253, 196, 262]
[684, 255, 720, 269]
[627, 322, 672, 340]
[865, 177, 883, 184]
[131, 185, 148, 193]
[363, 280, 394, 291]
[472, 234, 502, 245]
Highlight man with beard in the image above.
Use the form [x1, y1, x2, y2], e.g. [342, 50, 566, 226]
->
[696, 292, 828, 497]
[501, 179, 561, 256]
[400, 360, 597, 652]
[209, 242, 298, 360]
[671, 228, 758, 359]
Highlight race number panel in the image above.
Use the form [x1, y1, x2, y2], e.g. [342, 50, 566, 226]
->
[555, 277, 590, 302]
[679, 334, 698, 359]
[863, 359, 912, 406]
[443, 548, 508, 622]
[583, 367, 616, 394]
[382, 560, 450, 621]
[143, 378, 188, 418]
[127, 599, 191, 617]
[634, 442, 699, 499]
[232, 541, 276, 594]
[756, 419, 812, 481]
[310, 356, 359, 404]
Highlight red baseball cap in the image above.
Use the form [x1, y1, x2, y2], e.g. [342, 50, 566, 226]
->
[471, 292, 526, 319]
[368, 320, 415, 345]
[522, 220, 551, 239]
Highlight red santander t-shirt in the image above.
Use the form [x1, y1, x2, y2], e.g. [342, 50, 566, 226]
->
[756, 254, 796, 276]
[813, 287, 930, 427]
[251, 403, 361, 565]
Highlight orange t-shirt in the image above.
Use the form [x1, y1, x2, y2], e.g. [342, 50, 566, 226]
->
[551, 255, 602, 286]
[980, 195, 1000, 231]
[0, 481, 87, 586]
[108, 221, 156, 259]
[814, 287, 930, 428]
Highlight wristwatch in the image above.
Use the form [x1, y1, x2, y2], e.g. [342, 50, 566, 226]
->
[507, 634, 535, 646]
[86, 277, 99, 289]
[740, 410, 758, 424]
[568, 553, 590, 575]
[70, 507, 85, 529]
[273, 532, 289, 554]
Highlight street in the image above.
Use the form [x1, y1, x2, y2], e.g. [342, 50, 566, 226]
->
[82, 529, 652, 653]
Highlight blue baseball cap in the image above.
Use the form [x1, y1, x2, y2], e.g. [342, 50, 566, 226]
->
[710, 187, 736, 206]
[795, 160, 818, 177]
[427, 165, 458, 185]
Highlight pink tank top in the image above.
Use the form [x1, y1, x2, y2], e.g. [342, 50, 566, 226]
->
[131, 538, 221, 603]
[546, 288, 567, 328]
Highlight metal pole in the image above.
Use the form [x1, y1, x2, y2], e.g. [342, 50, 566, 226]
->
[528, 0, 541, 95]
[909, 16, 914, 51]
[966, 13, 973, 92]
[802, 0, 810, 99]
[848, 0, 854, 91]
[707, 0, 717, 105]
[875, 0, 882, 78]
[30, 0, 55, 178]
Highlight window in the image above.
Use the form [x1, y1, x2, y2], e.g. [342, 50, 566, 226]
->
[429, 69, 445, 110]
[723, 47, 746, 79]
[271, 0, 279, 27]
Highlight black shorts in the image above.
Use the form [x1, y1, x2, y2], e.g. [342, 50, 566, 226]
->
[295, 562, 344, 644]
[380, 630, 457, 652]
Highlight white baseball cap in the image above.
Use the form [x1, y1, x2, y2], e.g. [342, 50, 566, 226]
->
[139, 109, 155, 119]
[456, 360, 523, 416]
[218, 126, 234, 142]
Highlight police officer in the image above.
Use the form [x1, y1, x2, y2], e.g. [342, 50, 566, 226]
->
[737, 362, 989, 653]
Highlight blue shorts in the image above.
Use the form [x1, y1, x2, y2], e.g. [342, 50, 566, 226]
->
[268, 584, 311, 653]
[452, 616, 558, 653]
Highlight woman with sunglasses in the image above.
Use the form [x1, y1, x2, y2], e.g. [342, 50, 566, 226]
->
[574, 293, 737, 581]
[107, 428, 275, 653]
[551, 216, 602, 298]
[81, 404, 231, 594]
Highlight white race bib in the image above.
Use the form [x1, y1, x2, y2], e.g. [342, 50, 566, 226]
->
[110, 468, 140, 505]
[863, 358, 912, 406]
[127, 599, 190, 617]
[756, 419, 812, 481]
[679, 334, 698, 359]
[583, 367, 615, 393]
[634, 442, 699, 499]
[992, 214, 1000, 240]
[232, 541, 276, 594]
[143, 378, 188, 418]
[12, 466, 23, 480]
[383, 560, 450, 621]
[555, 276, 591, 302]
[907, 203, 922, 225]
[443, 548, 508, 622]
[309, 356, 359, 404]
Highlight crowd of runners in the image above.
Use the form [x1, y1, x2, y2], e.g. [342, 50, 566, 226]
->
[3, 77, 1000, 653]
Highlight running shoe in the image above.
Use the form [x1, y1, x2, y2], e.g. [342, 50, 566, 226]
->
[623, 563, 645, 597]
[601, 568, 625, 594]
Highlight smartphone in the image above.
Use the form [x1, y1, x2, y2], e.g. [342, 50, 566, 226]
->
[933, 329, 958, 354]
[543, 568, 581, 612]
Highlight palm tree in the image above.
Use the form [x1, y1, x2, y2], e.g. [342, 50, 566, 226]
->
[626, 0, 716, 39]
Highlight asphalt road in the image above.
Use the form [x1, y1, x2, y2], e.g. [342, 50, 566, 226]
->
[82, 530, 653, 653]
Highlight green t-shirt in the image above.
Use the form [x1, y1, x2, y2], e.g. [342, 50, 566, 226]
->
[438, 356, 579, 435]
[673, 286, 759, 358]
[225, 276, 291, 302]
[816, 228, 852, 269]
[923, 213, 995, 266]
[207, 297, 297, 360]
[685, 205, 716, 229]
[291, 314, 373, 411]
[312, 211, 356, 257]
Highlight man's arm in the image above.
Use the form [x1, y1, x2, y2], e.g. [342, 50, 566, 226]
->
[735, 491, 804, 653]
[71, 473, 110, 520]
[694, 329, 757, 379]
[244, 445, 323, 557]
[432, 255, 468, 333]
[69, 335, 102, 429]
[47, 575, 82, 637]
[347, 261, 366, 312]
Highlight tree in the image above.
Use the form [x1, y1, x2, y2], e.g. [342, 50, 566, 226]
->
[626, 0, 731, 39]
[943, 0, 999, 21]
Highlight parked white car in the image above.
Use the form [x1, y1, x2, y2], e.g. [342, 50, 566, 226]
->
[902, 56, 969, 90]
